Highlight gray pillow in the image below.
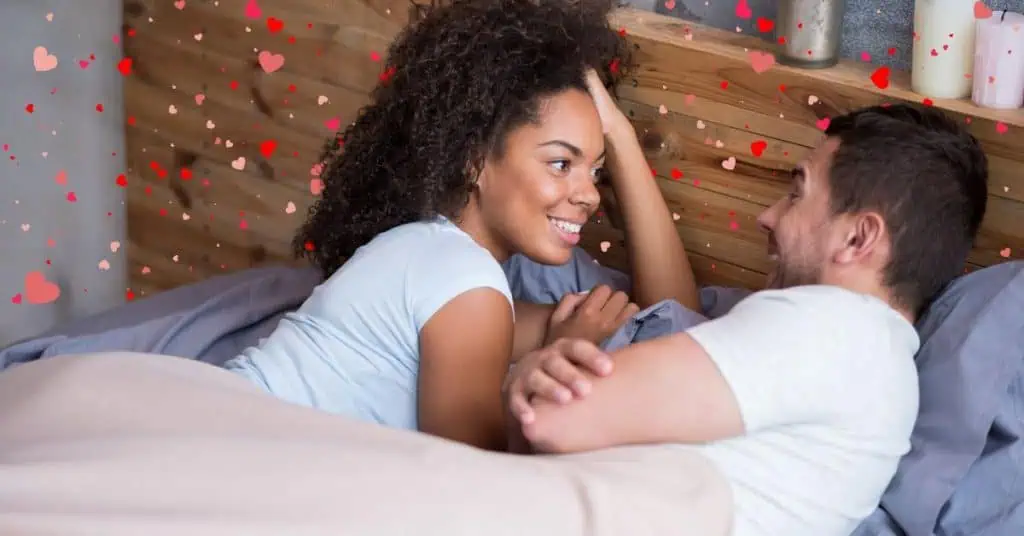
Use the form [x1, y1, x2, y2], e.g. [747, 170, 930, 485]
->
[873, 261, 1024, 536]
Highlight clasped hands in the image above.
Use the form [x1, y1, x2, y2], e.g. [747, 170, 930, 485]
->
[504, 285, 637, 448]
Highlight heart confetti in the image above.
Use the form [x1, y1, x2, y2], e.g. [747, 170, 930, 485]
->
[24, 271, 60, 304]
[257, 50, 285, 73]
[33, 46, 59, 72]
[747, 50, 775, 74]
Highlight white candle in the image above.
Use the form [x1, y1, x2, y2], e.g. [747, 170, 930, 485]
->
[971, 11, 1024, 109]
[912, 0, 977, 99]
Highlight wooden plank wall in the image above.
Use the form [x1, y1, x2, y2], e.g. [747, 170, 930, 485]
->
[122, 0, 416, 297]
[123, 2, 1022, 298]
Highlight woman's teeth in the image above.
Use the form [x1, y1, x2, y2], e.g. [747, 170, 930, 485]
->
[550, 218, 582, 234]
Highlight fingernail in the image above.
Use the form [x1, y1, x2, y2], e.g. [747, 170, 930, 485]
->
[556, 388, 572, 403]
[573, 380, 591, 395]
[598, 359, 613, 374]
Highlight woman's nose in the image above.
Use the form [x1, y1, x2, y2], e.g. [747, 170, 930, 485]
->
[570, 175, 601, 212]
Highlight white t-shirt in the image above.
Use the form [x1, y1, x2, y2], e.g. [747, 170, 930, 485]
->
[685, 285, 920, 536]
[224, 217, 513, 430]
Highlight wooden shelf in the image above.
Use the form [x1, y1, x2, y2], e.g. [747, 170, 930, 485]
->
[610, 8, 1024, 128]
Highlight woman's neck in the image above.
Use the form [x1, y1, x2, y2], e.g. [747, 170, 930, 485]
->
[451, 204, 511, 263]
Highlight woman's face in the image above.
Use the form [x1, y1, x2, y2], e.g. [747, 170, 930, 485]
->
[473, 88, 605, 266]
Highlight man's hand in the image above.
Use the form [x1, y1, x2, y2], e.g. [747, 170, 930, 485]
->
[504, 338, 614, 426]
[544, 285, 638, 346]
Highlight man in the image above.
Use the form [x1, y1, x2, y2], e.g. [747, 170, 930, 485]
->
[504, 104, 989, 536]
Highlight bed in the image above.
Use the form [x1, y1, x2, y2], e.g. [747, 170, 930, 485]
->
[1, 249, 1022, 535]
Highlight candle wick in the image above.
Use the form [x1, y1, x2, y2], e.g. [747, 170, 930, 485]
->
[1001, 10, 1007, 22]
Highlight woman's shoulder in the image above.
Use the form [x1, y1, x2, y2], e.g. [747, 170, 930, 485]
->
[336, 218, 505, 284]
[365, 218, 487, 257]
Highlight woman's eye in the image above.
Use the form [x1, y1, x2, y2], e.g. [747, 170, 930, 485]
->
[548, 160, 571, 174]
[590, 167, 605, 183]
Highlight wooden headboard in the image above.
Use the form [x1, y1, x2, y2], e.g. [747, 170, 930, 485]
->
[122, 3, 1022, 298]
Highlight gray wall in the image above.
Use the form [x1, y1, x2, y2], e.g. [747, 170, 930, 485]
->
[641, 0, 1024, 70]
[0, 0, 127, 346]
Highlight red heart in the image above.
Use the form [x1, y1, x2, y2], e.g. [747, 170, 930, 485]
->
[670, 167, 683, 180]
[117, 57, 133, 76]
[66, 191, 77, 203]
[750, 140, 767, 157]
[735, 0, 753, 19]
[756, 17, 774, 32]
[11, 293, 22, 305]
[266, 17, 284, 33]
[870, 67, 891, 89]
[259, 139, 277, 158]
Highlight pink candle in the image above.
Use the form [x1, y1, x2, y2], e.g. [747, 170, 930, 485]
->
[972, 11, 1024, 109]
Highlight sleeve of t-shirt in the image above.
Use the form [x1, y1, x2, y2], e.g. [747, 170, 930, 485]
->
[684, 286, 877, 433]
[407, 233, 514, 332]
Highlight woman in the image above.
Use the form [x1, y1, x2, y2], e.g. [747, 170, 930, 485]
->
[224, 0, 699, 451]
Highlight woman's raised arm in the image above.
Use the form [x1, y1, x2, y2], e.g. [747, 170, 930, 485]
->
[586, 70, 699, 311]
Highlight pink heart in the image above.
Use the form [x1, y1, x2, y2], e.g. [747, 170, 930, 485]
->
[174, 0, 186, 9]
[664, 0, 676, 9]
[257, 50, 285, 73]
[310, 178, 324, 195]
[66, 191, 77, 203]
[816, 117, 831, 130]
[996, 121, 1009, 134]
[11, 293, 22, 305]
[244, 0, 262, 19]
[324, 117, 341, 131]
[974, 1, 993, 19]
[24, 271, 60, 304]
[33, 46, 59, 72]
[747, 50, 775, 74]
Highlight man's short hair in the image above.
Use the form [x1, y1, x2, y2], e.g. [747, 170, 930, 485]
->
[824, 104, 988, 313]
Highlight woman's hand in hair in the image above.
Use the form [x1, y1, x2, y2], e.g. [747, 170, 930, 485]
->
[584, 69, 631, 136]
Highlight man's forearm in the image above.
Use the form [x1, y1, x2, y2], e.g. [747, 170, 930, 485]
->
[519, 333, 744, 453]
[605, 123, 700, 312]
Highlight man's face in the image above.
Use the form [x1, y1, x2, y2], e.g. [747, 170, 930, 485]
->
[756, 138, 840, 289]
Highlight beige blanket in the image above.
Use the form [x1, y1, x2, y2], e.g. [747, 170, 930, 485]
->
[0, 353, 732, 536]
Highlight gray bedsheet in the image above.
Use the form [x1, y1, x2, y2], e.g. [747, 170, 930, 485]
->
[0, 249, 745, 368]
[1, 248, 1020, 536]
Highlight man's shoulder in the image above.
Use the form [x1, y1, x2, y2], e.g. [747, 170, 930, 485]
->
[715, 285, 920, 356]
[735, 285, 897, 322]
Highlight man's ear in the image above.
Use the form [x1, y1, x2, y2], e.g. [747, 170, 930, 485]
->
[834, 211, 886, 265]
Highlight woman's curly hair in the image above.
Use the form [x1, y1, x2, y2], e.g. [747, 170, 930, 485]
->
[295, 0, 632, 277]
